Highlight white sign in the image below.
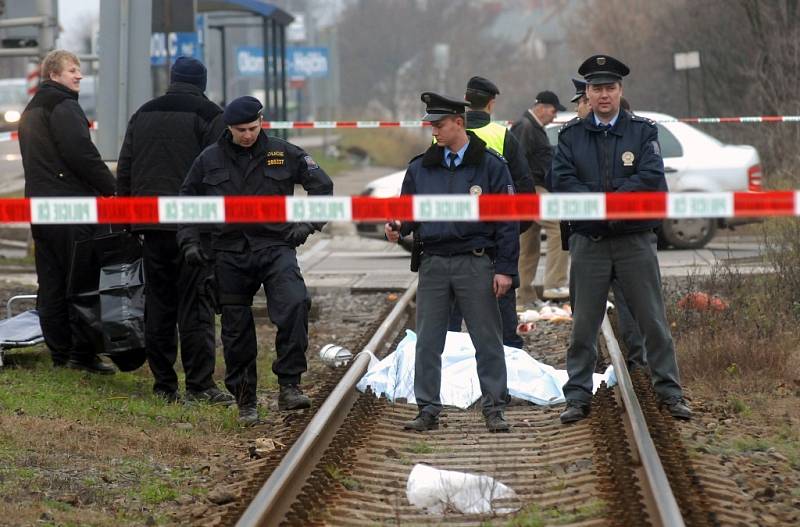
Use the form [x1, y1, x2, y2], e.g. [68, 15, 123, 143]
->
[540, 194, 605, 220]
[158, 197, 225, 223]
[287, 196, 351, 222]
[414, 195, 478, 221]
[30, 198, 98, 224]
[674, 51, 701, 71]
[668, 193, 732, 218]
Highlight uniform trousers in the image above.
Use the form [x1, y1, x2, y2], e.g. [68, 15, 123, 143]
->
[448, 287, 524, 349]
[564, 231, 681, 403]
[143, 231, 216, 394]
[216, 245, 310, 406]
[611, 279, 646, 371]
[518, 187, 569, 304]
[415, 253, 508, 417]
[32, 224, 98, 364]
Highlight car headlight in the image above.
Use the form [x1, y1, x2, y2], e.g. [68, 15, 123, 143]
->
[3, 110, 20, 124]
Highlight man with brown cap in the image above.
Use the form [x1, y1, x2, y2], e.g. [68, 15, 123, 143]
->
[511, 90, 570, 307]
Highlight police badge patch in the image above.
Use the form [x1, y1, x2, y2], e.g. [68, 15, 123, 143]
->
[304, 155, 319, 170]
[469, 185, 482, 196]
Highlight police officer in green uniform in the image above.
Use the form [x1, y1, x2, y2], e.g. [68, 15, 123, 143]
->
[551, 56, 691, 423]
[385, 92, 519, 433]
[447, 76, 533, 349]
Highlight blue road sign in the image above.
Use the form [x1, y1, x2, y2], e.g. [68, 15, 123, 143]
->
[235, 46, 329, 79]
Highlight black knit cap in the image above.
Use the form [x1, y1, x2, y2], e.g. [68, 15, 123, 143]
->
[171, 56, 207, 91]
[224, 96, 263, 125]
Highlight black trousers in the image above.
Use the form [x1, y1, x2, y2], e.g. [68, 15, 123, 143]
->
[216, 245, 310, 406]
[32, 224, 98, 364]
[143, 231, 216, 394]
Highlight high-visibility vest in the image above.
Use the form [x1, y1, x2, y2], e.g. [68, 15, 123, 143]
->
[469, 121, 506, 155]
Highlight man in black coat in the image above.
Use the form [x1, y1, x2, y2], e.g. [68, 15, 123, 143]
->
[18, 50, 116, 374]
[178, 96, 334, 425]
[117, 57, 231, 404]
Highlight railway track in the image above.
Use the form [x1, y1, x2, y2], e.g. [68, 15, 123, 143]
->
[206, 282, 756, 526]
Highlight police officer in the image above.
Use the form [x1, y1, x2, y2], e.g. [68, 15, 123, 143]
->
[177, 96, 334, 425]
[117, 57, 232, 404]
[385, 92, 519, 433]
[447, 76, 533, 349]
[551, 55, 691, 423]
[568, 78, 646, 373]
[19, 50, 116, 374]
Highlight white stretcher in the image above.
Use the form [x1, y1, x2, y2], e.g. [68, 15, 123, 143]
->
[0, 295, 44, 367]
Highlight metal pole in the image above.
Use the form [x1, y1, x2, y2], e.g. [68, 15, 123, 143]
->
[220, 27, 227, 106]
[35, 0, 57, 57]
[262, 16, 271, 119]
[685, 69, 691, 117]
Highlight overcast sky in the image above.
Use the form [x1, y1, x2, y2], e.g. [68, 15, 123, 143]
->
[57, 0, 99, 49]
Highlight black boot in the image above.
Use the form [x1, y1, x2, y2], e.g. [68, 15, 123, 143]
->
[278, 384, 311, 411]
[238, 404, 261, 426]
[403, 411, 439, 431]
[67, 357, 116, 375]
[485, 411, 510, 432]
[661, 397, 692, 420]
[185, 387, 236, 406]
[560, 400, 590, 424]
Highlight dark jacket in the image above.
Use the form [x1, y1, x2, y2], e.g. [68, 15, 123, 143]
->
[177, 129, 334, 253]
[116, 82, 225, 230]
[399, 132, 519, 276]
[509, 110, 552, 188]
[19, 80, 115, 198]
[468, 110, 534, 233]
[550, 110, 666, 237]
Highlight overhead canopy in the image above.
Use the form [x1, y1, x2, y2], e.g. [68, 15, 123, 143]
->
[197, 0, 294, 25]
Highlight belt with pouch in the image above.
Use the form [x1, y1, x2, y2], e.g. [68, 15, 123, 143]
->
[427, 247, 491, 257]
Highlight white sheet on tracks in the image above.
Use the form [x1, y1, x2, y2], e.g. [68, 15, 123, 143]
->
[406, 463, 518, 515]
[356, 329, 616, 408]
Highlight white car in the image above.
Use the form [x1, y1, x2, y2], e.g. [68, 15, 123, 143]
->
[355, 111, 762, 249]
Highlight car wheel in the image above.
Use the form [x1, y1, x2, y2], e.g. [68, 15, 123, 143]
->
[659, 218, 717, 249]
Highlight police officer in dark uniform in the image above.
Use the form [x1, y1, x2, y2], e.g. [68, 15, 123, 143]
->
[385, 92, 519, 433]
[447, 76, 533, 350]
[551, 55, 691, 423]
[566, 77, 647, 374]
[177, 96, 334, 425]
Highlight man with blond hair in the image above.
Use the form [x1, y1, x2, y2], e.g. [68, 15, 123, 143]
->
[19, 50, 116, 374]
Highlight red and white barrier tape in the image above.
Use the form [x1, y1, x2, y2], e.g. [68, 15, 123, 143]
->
[0, 191, 795, 225]
[0, 116, 797, 144]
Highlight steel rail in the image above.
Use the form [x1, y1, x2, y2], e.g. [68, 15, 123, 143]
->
[236, 280, 418, 527]
[601, 314, 686, 527]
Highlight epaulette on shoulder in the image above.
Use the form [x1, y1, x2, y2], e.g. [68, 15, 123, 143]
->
[558, 116, 582, 134]
[486, 147, 507, 164]
[630, 113, 657, 127]
[408, 151, 425, 164]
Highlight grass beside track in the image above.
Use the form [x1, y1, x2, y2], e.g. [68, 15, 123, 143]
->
[0, 344, 278, 526]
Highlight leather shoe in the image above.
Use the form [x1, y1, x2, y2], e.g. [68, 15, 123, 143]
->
[185, 387, 235, 406]
[661, 397, 692, 420]
[278, 384, 311, 411]
[67, 357, 116, 375]
[403, 411, 439, 431]
[485, 411, 510, 432]
[238, 404, 261, 426]
[560, 401, 590, 424]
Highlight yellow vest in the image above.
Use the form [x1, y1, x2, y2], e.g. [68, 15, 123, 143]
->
[432, 121, 506, 155]
[469, 121, 506, 155]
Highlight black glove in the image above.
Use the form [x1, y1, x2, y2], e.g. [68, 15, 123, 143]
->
[286, 223, 315, 247]
[183, 244, 210, 267]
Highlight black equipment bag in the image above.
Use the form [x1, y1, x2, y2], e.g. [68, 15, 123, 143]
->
[67, 231, 146, 372]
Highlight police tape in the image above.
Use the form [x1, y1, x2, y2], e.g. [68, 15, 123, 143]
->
[0, 116, 797, 144]
[0, 192, 796, 225]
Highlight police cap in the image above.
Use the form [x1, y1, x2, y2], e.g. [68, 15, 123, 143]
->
[421, 92, 470, 122]
[466, 76, 500, 97]
[535, 90, 566, 111]
[578, 55, 630, 85]
[570, 78, 586, 103]
[224, 95, 263, 125]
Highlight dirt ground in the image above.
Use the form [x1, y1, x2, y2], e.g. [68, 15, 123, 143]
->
[1, 273, 799, 526]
